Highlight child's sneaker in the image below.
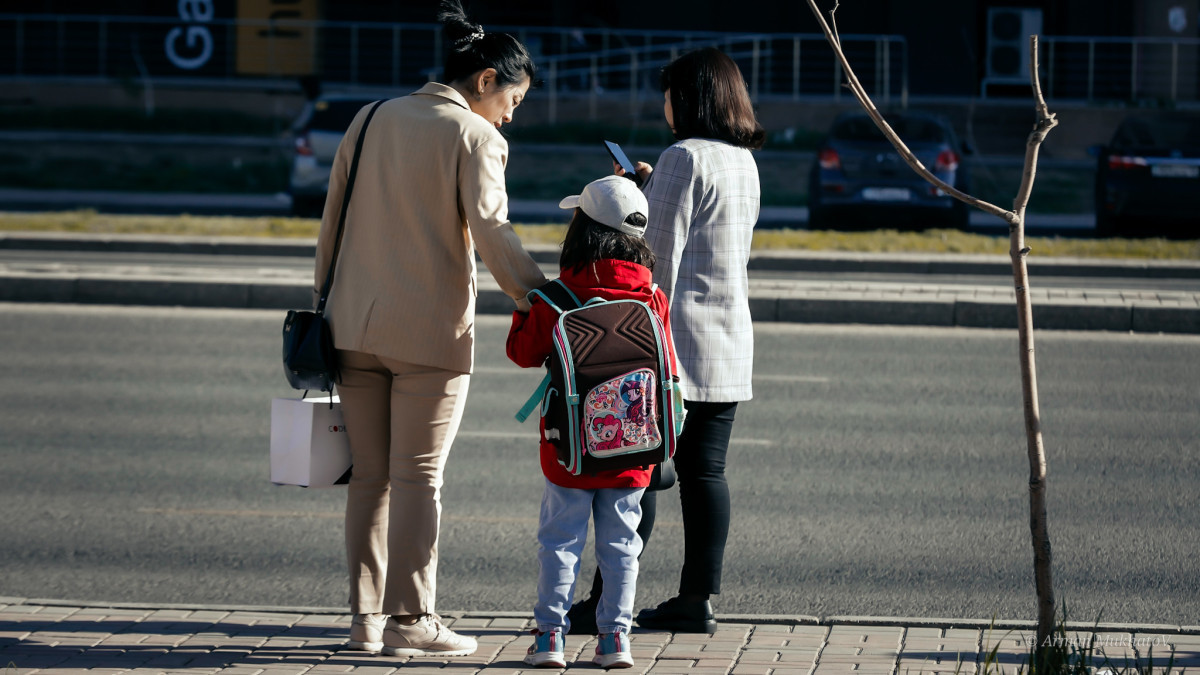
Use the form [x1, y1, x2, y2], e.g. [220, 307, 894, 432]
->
[523, 628, 566, 668]
[592, 629, 634, 669]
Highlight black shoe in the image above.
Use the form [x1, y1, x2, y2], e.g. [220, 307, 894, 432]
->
[635, 596, 717, 634]
[565, 594, 599, 635]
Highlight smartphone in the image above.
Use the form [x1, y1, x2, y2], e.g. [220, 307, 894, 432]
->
[604, 140, 641, 185]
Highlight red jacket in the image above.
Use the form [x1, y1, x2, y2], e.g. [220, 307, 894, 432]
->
[507, 259, 678, 489]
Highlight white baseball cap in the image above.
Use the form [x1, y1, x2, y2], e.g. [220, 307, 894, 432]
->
[558, 175, 649, 237]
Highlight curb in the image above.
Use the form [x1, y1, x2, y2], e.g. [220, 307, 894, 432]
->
[747, 250, 1200, 279]
[6, 598, 1200, 636]
[4, 274, 1199, 333]
[0, 190, 294, 217]
[5, 231, 1200, 280]
[753, 293, 1200, 333]
[3, 232, 1199, 334]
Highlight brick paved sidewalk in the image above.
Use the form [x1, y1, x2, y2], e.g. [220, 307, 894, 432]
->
[3, 601, 1198, 675]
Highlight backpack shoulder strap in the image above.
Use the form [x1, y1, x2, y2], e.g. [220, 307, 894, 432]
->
[527, 279, 582, 315]
[515, 371, 551, 423]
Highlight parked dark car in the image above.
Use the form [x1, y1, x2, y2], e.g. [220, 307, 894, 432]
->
[288, 93, 385, 217]
[807, 111, 972, 230]
[1092, 113, 1200, 237]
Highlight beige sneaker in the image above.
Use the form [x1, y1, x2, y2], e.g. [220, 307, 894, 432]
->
[347, 613, 386, 653]
[381, 614, 478, 657]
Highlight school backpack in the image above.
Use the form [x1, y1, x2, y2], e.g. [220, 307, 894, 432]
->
[516, 279, 684, 476]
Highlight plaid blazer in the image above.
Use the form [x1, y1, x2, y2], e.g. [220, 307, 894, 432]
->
[643, 138, 760, 402]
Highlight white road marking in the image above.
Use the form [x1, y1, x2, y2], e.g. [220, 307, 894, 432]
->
[753, 374, 831, 383]
[458, 430, 539, 440]
[137, 507, 682, 526]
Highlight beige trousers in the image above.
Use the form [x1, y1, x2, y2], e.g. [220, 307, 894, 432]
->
[336, 349, 470, 616]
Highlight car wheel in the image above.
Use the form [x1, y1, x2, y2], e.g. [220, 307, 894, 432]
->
[946, 200, 970, 230]
[806, 170, 826, 229]
[291, 195, 325, 218]
[808, 204, 828, 229]
[1094, 210, 1132, 237]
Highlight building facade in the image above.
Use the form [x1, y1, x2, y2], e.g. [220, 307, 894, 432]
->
[7, 1, 1197, 99]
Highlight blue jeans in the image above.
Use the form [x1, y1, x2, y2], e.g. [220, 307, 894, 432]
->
[535, 479, 645, 634]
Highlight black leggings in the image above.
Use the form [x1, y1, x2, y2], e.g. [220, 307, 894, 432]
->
[588, 400, 738, 598]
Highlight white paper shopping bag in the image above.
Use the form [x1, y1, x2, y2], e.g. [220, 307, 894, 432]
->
[270, 395, 352, 488]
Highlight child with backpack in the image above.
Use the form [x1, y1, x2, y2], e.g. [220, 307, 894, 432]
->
[506, 176, 679, 669]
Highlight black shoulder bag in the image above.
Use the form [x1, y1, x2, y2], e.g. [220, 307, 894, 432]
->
[282, 100, 384, 393]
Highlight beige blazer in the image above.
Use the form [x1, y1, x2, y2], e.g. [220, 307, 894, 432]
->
[314, 82, 547, 374]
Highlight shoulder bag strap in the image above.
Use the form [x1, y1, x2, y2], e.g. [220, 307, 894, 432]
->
[315, 99, 385, 316]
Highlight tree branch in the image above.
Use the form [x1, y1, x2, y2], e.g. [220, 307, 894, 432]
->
[1011, 36, 1059, 226]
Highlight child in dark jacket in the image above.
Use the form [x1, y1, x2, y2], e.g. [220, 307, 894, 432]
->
[507, 176, 678, 669]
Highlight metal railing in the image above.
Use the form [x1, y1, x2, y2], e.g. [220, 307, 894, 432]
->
[1040, 36, 1200, 104]
[0, 14, 907, 108]
[7, 14, 1200, 107]
[537, 32, 908, 122]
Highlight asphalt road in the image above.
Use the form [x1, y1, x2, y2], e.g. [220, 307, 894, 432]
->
[2, 304, 1197, 625]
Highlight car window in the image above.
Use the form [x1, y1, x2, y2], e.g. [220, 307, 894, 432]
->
[831, 116, 947, 143]
[306, 99, 377, 133]
[1112, 116, 1200, 148]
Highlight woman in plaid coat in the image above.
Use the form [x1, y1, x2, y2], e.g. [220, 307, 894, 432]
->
[569, 47, 764, 635]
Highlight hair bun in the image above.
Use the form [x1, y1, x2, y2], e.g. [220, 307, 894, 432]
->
[436, 0, 535, 88]
[437, 0, 484, 49]
[453, 29, 485, 47]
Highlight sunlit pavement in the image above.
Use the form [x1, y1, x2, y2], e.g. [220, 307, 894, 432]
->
[2, 598, 1198, 674]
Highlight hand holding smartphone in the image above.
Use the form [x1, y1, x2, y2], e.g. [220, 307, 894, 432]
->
[604, 140, 642, 186]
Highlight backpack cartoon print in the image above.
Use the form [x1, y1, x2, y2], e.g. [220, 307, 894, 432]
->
[620, 375, 647, 426]
[590, 414, 623, 451]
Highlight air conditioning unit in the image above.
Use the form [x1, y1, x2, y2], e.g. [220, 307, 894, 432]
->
[986, 7, 1044, 84]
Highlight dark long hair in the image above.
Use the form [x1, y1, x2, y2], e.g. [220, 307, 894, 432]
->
[661, 47, 765, 150]
[438, 0, 535, 88]
[559, 210, 655, 273]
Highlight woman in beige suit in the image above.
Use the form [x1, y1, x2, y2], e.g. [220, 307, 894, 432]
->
[312, 0, 546, 658]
